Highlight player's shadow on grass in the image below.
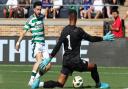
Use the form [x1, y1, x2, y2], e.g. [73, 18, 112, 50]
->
[42, 85, 96, 89]
[42, 86, 98, 89]
[64, 85, 95, 88]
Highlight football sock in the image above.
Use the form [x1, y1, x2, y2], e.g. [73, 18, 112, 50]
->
[35, 68, 46, 78]
[30, 70, 37, 80]
[95, 82, 101, 88]
[28, 70, 37, 85]
[43, 80, 63, 88]
[34, 72, 40, 79]
[91, 64, 100, 84]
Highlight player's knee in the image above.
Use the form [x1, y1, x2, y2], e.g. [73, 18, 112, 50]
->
[93, 64, 97, 71]
[46, 63, 52, 71]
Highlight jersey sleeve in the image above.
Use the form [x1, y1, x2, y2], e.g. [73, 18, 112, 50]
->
[79, 28, 103, 42]
[51, 29, 65, 57]
[23, 19, 31, 31]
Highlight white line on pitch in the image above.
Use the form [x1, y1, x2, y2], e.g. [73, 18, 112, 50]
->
[0, 70, 128, 75]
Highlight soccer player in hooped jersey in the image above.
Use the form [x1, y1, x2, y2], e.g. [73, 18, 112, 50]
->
[15, 1, 51, 87]
[32, 9, 114, 89]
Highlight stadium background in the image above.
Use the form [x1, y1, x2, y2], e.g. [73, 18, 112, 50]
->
[0, 19, 128, 66]
[0, 1, 128, 89]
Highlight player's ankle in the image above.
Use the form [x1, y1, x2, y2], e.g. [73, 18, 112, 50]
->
[28, 77, 35, 86]
[95, 82, 101, 88]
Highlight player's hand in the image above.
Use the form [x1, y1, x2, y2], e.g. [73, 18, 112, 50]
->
[39, 57, 52, 71]
[15, 42, 20, 51]
[39, 62, 46, 71]
[103, 31, 115, 41]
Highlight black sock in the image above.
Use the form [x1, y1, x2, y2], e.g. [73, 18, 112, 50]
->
[43, 80, 63, 88]
[91, 64, 100, 85]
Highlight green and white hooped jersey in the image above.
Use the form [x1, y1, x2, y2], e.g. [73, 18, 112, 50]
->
[23, 14, 45, 43]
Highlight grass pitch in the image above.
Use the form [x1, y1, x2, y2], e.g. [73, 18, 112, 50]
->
[0, 64, 128, 89]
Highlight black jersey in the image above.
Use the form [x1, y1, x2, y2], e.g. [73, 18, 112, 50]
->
[51, 25, 103, 66]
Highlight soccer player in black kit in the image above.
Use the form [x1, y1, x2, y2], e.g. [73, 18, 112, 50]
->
[32, 9, 114, 89]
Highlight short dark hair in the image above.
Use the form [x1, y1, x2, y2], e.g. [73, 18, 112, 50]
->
[33, 1, 42, 8]
[111, 9, 119, 14]
[68, 9, 77, 17]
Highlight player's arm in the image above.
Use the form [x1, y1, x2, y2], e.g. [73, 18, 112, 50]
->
[16, 20, 30, 51]
[84, 33, 103, 42]
[80, 28, 103, 42]
[39, 36, 64, 69]
[80, 28, 114, 42]
[50, 31, 64, 58]
[39, 30, 65, 70]
[15, 30, 27, 51]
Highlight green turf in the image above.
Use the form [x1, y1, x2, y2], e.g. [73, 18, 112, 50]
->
[0, 64, 128, 89]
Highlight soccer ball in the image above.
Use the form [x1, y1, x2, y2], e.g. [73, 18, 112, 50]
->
[72, 76, 83, 88]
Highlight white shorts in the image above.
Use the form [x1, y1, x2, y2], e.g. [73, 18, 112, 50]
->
[32, 43, 49, 60]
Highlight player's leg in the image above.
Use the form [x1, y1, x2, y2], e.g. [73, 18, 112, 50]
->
[77, 59, 101, 88]
[42, 65, 72, 88]
[35, 63, 51, 80]
[32, 45, 52, 88]
[87, 63, 101, 87]
[29, 43, 52, 85]
[29, 43, 46, 86]
[32, 66, 71, 89]
[86, 63, 110, 88]
[39, 63, 51, 75]
[31, 71, 68, 89]
[43, 73, 68, 88]
[28, 52, 43, 86]
[32, 73, 68, 89]
[31, 63, 52, 88]
[36, 45, 52, 78]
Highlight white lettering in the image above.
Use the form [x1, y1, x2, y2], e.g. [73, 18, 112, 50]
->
[0, 39, 90, 63]
[9, 40, 26, 62]
[28, 40, 34, 62]
[19, 40, 26, 62]
[0, 40, 8, 61]
[45, 40, 56, 62]
[81, 40, 89, 59]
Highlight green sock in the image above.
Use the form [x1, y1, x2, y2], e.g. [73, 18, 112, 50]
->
[30, 70, 37, 80]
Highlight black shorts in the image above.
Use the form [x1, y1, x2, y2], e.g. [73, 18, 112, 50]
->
[61, 60, 88, 76]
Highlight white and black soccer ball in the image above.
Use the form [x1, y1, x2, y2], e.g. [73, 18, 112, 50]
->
[72, 76, 83, 88]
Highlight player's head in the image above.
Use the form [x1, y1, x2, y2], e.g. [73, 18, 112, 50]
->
[68, 9, 77, 25]
[33, 1, 42, 17]
[111, 9, 119, 19]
